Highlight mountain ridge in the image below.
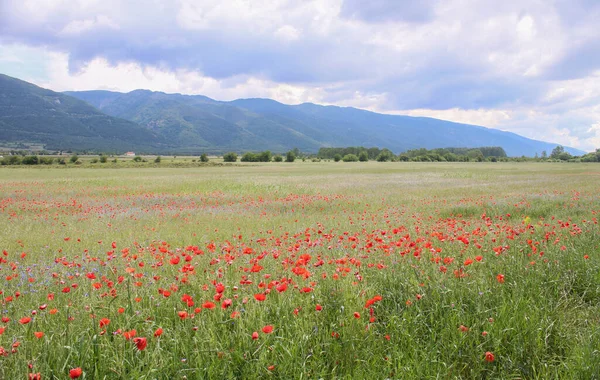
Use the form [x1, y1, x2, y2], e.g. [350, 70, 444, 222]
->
[0, 73, 585, 155]
[66, 88, 584, 156]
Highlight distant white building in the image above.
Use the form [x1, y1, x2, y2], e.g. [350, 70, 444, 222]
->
[124, 152, 136, 157]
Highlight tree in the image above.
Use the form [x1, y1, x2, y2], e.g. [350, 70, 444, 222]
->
[99, 155, 108, 163]
[223, 152, 237, 162]
[541, 150, 547, 159]
[333, 154, 342, 162]
[342, 154, 359, 162]
[69, 154, 79, 164]
[273, 155, 283, 162]
[200, 153, 209, 162]
[241, 152, 257, 162]
[550, 146, 564, 159]
[258, 151, 272, 162]
[376, 149, 394, 162]
[285, 151, 296, 162]
[358, 151, 369, 162]
[22, 155, 39, 165]
[154, 156, 161, 163]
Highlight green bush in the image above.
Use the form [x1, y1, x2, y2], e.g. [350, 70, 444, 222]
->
[99, 155, 108, 163]
[333, 154, 342, 162]
[154, 156, 161, 163]
[273, 155, 283, 162]
[358, 151, 369, 162]
[285, 151, 296, 162]
[200, 154, 209, 162]
[223, 152, 238, 162]
[39, 157, 54, 165]
[22, 155, 39, 165]
[69, 154, 79, 164]
[342, 154, 359, 162]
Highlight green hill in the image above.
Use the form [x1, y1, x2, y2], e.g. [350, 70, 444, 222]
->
[0, 74, 167, 152]
[66, 89, 585, 156]
[0, 73, 585, 156]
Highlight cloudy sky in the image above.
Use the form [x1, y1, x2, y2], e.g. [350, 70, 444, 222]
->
[1, 0, 599, 151]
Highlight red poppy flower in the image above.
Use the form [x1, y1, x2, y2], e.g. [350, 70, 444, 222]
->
[496, 274, 505, 284]
[154, 328, 163, 337]
[484, 351, 495, 362]
[133, 337, 147, 351]
[254, 294, 266, 301]
[34, 331, 44, 339]
[69, 367, 83, 379]
[202, 301, 216, 309]
[252, 331, 259, 340]
[99, 318, 110, 328]
[262, 325, 273, 334]
[19, 317, 31, 325]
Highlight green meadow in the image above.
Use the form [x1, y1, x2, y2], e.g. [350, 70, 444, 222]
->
[0, 162, 599, 379]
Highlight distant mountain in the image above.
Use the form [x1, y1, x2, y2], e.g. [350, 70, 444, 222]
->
[66, 89, 585, 156]
[0, 74, 167, 152]
[0, 73, 584, 156]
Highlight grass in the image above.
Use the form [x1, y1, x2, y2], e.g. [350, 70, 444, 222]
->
[0, 162, 599, 379]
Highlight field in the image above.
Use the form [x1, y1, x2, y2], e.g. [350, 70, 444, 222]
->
[0, 162, 599, 379]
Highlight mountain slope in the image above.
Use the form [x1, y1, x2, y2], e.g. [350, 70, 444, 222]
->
[65, 88, 585, 156]
[0, 73, 583, 156]
[0, 74, 167, 152]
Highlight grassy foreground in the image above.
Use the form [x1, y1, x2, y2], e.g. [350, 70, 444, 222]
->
[0, 162, 599, 379]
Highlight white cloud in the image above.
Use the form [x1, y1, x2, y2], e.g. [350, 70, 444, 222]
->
[1, 0, 600, 151]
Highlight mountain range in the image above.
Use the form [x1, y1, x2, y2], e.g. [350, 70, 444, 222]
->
[0, 73, 585, 156]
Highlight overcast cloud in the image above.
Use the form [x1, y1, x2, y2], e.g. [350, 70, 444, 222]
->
[1, 0, 599, 151]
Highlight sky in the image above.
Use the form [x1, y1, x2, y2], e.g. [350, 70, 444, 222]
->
[1, 0, 599, 152]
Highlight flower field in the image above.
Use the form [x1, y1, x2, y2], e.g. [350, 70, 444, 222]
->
[1, 162, 599, 379]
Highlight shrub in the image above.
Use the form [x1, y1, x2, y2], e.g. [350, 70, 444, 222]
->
[358, 151, 369, 162]
[99, 155, 108, 163]
[273, 155, 283, 162]
[22, 155, 39, 165]
[39, 157, 54, 165]
[200, 154, 209, 162]
[69, 154, 79, 164]
[223, 152, 238, 162]
[2, 155, 22, 165]
[154, 156, 161, 163]
[285, 151, 296, 162]
[133, 156, 143, 162]
[342, 154, 358, 162]
[333, 154, 342, 162]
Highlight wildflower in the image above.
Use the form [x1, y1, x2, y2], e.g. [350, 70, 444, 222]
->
[254, 293, 266, 301]
[496, 274, 505, 284]
[19, 317, 31, 325]
[484, 351, 495, 362]
[315, 304, 322, 311]
[99, 318, 110, 328]
[262, 325, 274, 334]
[133, 337, 147, 351]
[28, 373, 41, 380]
[69, 367, 83, 379]
[34, 331, 44, 339]
[252, 331, 259, 340]
[353, 312, 361, 319]
[154, 328, 163, 337]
